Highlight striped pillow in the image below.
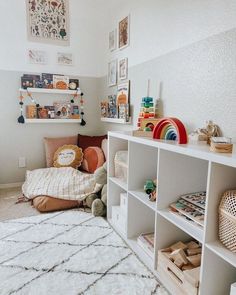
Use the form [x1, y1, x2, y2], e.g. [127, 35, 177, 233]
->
[81, 147, 105, 173]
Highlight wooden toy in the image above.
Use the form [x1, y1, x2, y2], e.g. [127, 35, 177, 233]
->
[210, 137, 233, 153]
[187, 248, 202, 256]
[170, 241, 188, 251]
[186, 241, 200, 249]
[170, 248, 188, 265]
[188, 120, 220, 144]
[183, 267, 200, 288]
[187, 254, 201, 267]
[153, 117, 188, 144]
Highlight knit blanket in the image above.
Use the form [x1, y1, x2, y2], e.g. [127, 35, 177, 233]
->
[22, 167, 102, 201]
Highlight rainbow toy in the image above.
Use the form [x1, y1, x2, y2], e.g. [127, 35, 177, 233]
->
[152, 117, 188, 144]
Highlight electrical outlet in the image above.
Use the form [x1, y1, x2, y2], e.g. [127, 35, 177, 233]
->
[18, 157, 26, 168]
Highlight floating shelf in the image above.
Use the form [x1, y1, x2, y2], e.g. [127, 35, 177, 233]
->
[24, 119, 81, 124]
[101, 117, 131, 124]
[19, 87, 81, 95]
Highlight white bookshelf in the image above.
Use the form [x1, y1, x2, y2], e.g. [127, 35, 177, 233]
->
[107, 131, 236, 295]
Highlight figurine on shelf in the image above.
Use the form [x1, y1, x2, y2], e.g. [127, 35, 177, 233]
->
[144, 179, 157, 202]
[189, 120, 221, 144]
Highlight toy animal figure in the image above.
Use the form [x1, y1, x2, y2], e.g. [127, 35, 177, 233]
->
[84, 162, 107, 217]
[189, 121, 220, 143]
[144, 179, 157, 202]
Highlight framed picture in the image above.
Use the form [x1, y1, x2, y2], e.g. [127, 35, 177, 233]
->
[28, 49, 47, 64]
[109, 30, 116, 51]
[117, 81, 130, 105]
[108, 60, 117, 87]
[119, 15, 130, 49]
[26, 0, 70, 45]
[118, 58, 128, 80]
[57, 52, 73, 66]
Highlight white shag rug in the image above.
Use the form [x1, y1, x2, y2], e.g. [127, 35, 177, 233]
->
[0, 210, 168, 295]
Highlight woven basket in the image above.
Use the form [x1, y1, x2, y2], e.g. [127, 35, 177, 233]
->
[219, 190, 236, 253]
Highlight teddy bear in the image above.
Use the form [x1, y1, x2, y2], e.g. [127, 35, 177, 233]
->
[84, 162, 107, 217]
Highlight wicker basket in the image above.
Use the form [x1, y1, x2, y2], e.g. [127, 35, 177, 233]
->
[219, 190, 236, 253]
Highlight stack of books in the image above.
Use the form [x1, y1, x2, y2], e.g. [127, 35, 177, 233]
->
[137, 232, 154, 258]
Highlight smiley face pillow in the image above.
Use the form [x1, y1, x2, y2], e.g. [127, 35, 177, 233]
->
[53, 145, 83, 168]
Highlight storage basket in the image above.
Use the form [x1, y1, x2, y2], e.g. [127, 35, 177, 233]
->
[114, 151, 128, 181]
[219, 190, 236, 253]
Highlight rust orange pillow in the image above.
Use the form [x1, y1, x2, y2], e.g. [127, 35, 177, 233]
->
[81, 147, 105, 173]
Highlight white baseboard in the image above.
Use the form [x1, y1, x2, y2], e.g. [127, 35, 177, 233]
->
[0, 182, 23, 189]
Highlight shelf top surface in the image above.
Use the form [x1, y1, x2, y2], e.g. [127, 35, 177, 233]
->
[19, 87, 81, 95]
[108, 131, 236, 168]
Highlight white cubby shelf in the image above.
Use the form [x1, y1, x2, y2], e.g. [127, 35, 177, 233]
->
[107, 131, 236, 295]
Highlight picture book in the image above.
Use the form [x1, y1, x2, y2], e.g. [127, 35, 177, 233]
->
[53, 75, 69, 90]
[117, 81, 130, 105]
[53, 101, 71, 118]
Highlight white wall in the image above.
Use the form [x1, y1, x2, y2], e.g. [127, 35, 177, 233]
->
[0, 0, 107, 77]
[0, 0, 107, 184]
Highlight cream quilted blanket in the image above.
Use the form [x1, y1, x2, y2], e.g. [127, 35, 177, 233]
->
[22, 167, 103, 201]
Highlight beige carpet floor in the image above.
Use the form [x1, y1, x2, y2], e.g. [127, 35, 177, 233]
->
[0, 188, 40, 222]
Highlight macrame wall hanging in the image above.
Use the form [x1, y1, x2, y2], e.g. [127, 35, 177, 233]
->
[18, 89, 86, 126]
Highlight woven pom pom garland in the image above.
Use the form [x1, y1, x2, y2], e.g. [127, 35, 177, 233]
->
[153, 117, 188, 144]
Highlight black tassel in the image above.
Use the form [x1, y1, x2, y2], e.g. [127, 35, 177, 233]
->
[80, 118, 86, 126]
[18, 115, 25, 124]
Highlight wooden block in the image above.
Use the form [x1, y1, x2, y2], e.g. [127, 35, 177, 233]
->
[182, 264, 194, 271]
[184, 267, 200, 288]
[170, 241, 187, 251]
[170, 249, 188, 265]
[161, 247, 171, 253]
[187, 248, 202, 256]
[187, 241, 199, 249]
[174, 258, 184, 269]
[187, 254, 201, 267]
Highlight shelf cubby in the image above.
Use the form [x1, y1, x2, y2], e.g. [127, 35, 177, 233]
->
[127, 193, 155, 239]
[157, 208, 204, 243]
[108, 135, 128, 183]
[107, 180, 127, 220]
[157, 149, 209, 211]
[204, 162, 236, 244]
[128, 141, 158, 191]
[129, 189, 156, 211]
[200, 246, 236, 295]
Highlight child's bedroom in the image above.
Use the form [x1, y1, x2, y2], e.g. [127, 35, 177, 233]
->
[0, 0, 236, 294]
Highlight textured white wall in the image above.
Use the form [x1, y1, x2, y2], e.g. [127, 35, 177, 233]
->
[103, 0, 236, 75]
[100, 0, 236, 140]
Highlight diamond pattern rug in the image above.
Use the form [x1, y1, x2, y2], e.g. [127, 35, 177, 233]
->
[0, 210, 168, 295]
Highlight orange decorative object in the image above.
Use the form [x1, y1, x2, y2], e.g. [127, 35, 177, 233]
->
[153, 117, 188, 144]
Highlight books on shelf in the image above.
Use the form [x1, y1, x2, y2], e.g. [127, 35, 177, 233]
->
[137, 232, 154, 258]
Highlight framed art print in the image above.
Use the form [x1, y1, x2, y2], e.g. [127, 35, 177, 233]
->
[118, 58, 128, 80]
[108, 60, 117, 87]
[26, 0, 70, 45]
[119, 15, 130, 49]
[109, 30, 116, 51]
[28, 49, 47, 64]
[57, 52, 73, 66]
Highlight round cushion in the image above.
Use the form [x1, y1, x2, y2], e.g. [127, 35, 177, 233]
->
[81, 146, 105, 173]
[53, 145, 83, 168]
